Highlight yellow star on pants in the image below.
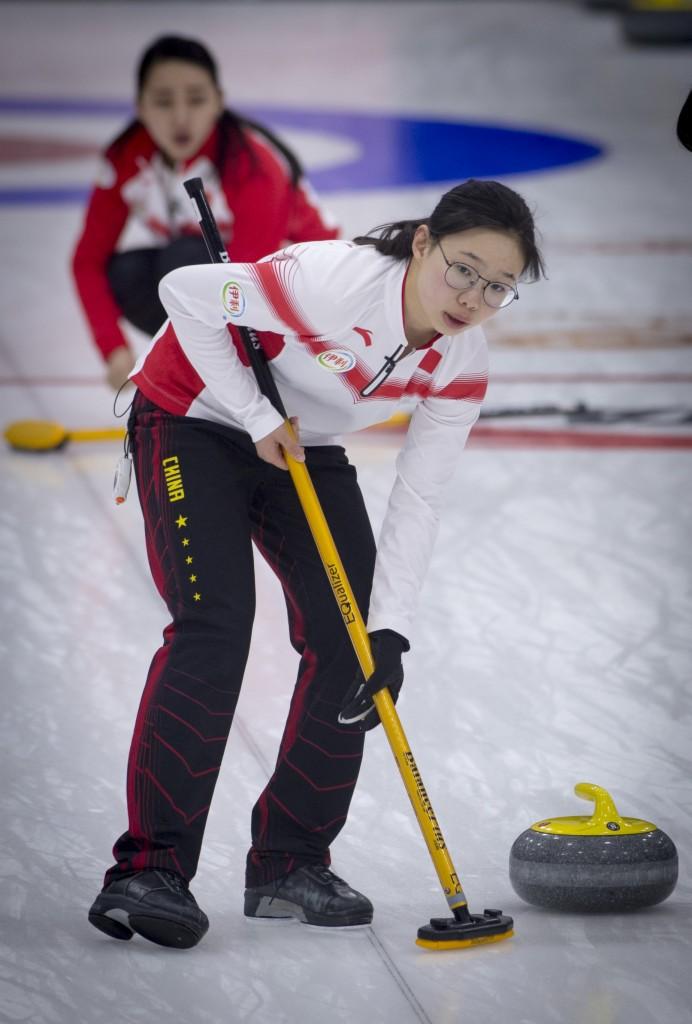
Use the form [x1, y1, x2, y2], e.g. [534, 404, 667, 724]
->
[185, 556, 193, 565]
[182, 538, 190, 547]
[193, 592, 201, 602]
[176, 515, 188, 528]
[189, 574, 197, 583]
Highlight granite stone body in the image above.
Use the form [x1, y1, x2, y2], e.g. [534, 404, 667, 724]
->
[509, 828, 678, 911]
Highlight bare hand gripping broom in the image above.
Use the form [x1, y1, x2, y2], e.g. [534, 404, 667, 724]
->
[183, 177, 513, 951]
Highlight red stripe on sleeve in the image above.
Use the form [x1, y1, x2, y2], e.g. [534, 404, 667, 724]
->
[433, 375, 488, 402]
[249, 262, 316, 337]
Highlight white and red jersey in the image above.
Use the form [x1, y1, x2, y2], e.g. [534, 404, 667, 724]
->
[72, 122, 338, 360]
[133, 240, 488, 639]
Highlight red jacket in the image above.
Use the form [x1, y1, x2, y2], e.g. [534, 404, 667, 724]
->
[72, 121, 339, 360]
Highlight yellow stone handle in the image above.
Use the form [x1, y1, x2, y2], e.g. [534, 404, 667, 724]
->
[574, 783, 624, 829]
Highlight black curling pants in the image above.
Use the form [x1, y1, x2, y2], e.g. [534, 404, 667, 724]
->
[107, 236, 210, 337]
[106, 394, 376, 888]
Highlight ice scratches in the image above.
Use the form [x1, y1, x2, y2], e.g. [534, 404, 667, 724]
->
[0, 943, 78, 1024]
[366, 928, 434, 1024]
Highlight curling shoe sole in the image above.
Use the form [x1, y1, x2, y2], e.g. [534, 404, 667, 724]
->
[88, 869, 209, 949]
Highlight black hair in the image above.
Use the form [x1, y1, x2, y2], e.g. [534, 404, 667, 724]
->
[353, 179, 545, 281]
[109, 35, 303, 185]
[135, 35, 218, 95]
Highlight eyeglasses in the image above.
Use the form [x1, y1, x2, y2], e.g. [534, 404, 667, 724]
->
[438, 242, 518, 309]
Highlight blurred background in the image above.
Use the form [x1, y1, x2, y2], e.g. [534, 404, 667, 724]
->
[2, 0, 691, 435]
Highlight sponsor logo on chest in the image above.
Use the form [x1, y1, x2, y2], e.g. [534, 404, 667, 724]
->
[316, 349, 357, 373]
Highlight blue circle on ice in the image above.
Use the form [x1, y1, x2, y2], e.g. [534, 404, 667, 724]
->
[253, 105, 603, 191]
[0, 97, 603, 204]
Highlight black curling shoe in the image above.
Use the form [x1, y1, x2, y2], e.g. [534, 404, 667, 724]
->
[88, 869, 209, 948]
[244, 864, 373, 926]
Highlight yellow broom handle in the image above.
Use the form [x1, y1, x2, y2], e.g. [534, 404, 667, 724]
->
[284, 423, 468, 913]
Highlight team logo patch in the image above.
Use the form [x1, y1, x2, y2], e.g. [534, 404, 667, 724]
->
[316, 349, 357, 373]
[222, 281, 246, 317]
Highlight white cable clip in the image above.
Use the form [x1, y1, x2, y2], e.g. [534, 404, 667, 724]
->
[113, 454, 132, 505]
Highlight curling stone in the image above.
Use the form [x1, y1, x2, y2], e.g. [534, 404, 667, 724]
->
[509, 783, 678, 911]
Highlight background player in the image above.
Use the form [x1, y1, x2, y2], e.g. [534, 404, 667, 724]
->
[72, 34, 338, 391]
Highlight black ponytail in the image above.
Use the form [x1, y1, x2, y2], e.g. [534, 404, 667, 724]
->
[353, 219, 428, 259]
[354, 179, 545, 281]
[106, 119, 142, 159]
[217, 110, 303, 187]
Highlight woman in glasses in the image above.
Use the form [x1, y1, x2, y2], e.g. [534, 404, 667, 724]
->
[88, 178, 544, 949]
[72, 34, 337, 391]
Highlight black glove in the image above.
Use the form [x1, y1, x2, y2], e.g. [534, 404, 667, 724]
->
[338, 629, 410, 732]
